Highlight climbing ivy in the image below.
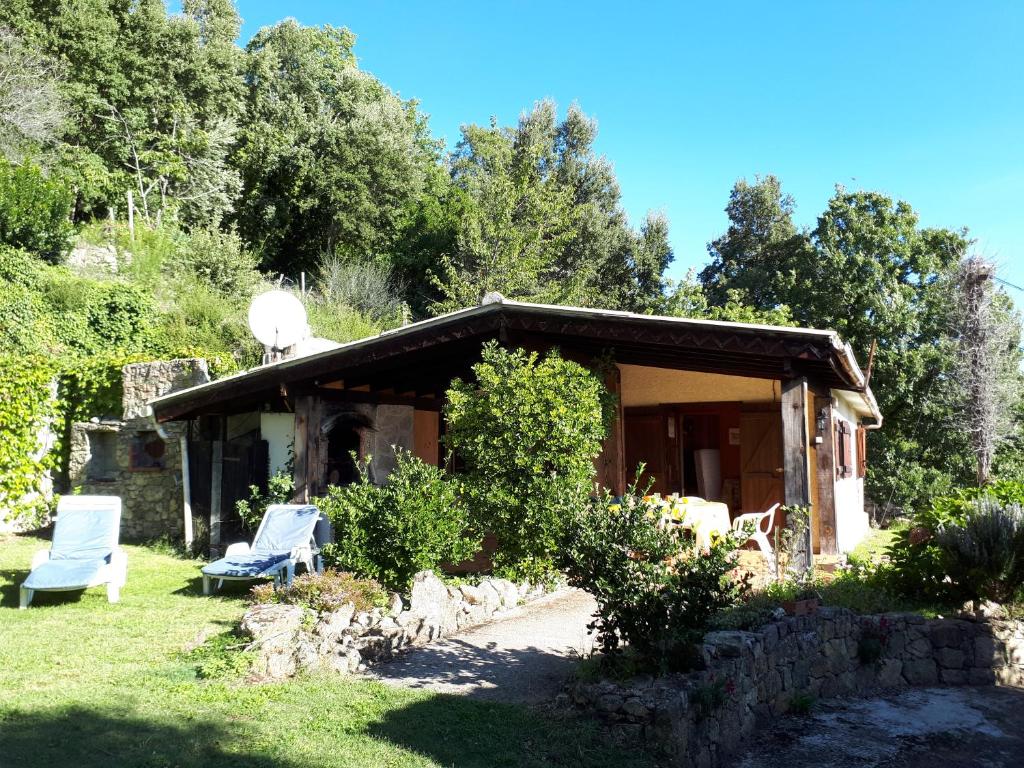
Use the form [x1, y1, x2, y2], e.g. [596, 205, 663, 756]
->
[0, 354, 57, 525]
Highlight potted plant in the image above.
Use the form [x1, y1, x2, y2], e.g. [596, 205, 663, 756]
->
[782, 584, 820, 616]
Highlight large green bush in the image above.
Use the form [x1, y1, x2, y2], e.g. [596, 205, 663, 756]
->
[934, 499, 1024, 604]
[0, 158, 73, 263]
[562, 488, 748, 670]
[0, 354, 57, 525]
[444, 343, 609, 581]
[315, 450, 480, 591]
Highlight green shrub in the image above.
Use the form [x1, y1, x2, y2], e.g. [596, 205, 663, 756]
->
[0, 158, 73, 263]
[250, 569, 388, 613]
[235, 471, 295, 534]
[316, 450, 480, 591]
[0, 354, 57, 525]
[185, 631, 254, 679]
[445, 343, 609, 581]
[934, 498, 1024, 604]
[562, 488, 748, 671]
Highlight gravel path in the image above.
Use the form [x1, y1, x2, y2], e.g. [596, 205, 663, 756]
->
[729, 686, 1024, 768]
[369, 588, 597, 704]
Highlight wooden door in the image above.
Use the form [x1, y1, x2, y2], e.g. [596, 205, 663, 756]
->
[740, 411, 784, 513]
[624, 411, 671, 494]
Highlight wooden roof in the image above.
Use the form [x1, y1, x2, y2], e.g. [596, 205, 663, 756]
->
[151, 299, 881, 423]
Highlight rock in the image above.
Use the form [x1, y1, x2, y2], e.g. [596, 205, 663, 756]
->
[877, 659, 904, 688]
[459, 584, 485, 605]
[316, 603, 355, 638]
[240, 603, 306, 645]
[478, 580, 502, 609]
[597, 693, 625, 713]
[902, 658, 939, 686]
[940, 668, 968, 685]
[935, 647, 965, 670]
[929, 620, 961, 648]
[388, 592, 404, 617]
[622, 697, 652, 719]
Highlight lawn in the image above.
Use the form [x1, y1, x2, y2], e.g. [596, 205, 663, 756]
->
[0, 534, 652, 768]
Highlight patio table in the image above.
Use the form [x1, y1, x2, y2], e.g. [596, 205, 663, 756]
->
[655, 495, 732, 550]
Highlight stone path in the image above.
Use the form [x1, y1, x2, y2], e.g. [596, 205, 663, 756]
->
[729, 686, 1024, 768]
[369, 587, 597, 704]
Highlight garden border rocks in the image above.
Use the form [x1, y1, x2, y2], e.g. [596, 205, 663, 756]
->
[568, 608, 1024, 768]
[240, 570, 549, 679]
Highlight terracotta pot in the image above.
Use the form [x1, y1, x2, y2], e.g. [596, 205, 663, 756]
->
[782, 598, 819, 617]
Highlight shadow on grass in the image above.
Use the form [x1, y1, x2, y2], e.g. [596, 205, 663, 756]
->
[0, 706, 300, 768]
[366, 693, 654, 768]
[0, 569, 92, 610]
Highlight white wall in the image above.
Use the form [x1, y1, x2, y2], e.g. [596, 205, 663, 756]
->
[260, 413, 295, 476]
[832, 391, 869, 553]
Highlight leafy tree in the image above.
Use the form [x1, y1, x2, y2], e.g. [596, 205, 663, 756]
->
[701, 178, 980, 512]
[432, 101, 673, 314]
[0, 157, 73, 262]
[444, 343, 609, 580]
[233, 21, 430, 274]
[663, 269, 795, 326]
[0, 27, 65, 161]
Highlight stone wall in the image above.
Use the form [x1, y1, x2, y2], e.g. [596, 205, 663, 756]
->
[240, 570, 549, 679]
[68, 359, 208, 540]
[569, 609, 1024, 768]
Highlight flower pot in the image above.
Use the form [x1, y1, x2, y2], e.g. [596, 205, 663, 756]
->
[782, 598, 819, 617]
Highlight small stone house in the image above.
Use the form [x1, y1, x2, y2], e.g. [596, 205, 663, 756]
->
[68, 359, 209, 540]
[150, 299, 882, 558]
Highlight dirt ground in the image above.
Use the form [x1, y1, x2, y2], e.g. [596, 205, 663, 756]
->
[729, 686, 1024, 768]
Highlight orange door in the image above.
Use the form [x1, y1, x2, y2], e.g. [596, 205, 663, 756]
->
[739, 411, 785, 513]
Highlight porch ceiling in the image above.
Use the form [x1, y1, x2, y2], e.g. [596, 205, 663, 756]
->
[151, 301, 868, 423]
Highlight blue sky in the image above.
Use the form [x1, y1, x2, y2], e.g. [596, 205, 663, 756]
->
[234, 1, 1024, 293]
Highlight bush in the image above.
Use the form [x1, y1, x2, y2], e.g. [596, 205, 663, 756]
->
[250, 569, 388, 614]
[934, 498, 1024, 604]
[0, 158, 73, 263]
[235, 472, 295, 534]
[0, 354, 57, 525]
[445, 343, 609, 581]
[562, 489, 748, 671]
[316, 450, 480, 591]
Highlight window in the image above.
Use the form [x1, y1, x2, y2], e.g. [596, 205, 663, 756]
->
[86, 431, 119, 481]
[834, 419, 854, 480]
[130, 431, 166, 471]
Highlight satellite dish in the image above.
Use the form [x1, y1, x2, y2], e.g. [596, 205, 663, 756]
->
[248, 290, 308, 350]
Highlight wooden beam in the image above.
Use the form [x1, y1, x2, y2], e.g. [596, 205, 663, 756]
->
[310, 388, 443, 411]
[595, 364, 626, 496]
[292, 396, 310, 503]
[814, 394, 838, 555]
[781, 377, 813, 570]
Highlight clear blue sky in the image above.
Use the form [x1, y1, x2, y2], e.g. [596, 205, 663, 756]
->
[233, 1, 1024, 293]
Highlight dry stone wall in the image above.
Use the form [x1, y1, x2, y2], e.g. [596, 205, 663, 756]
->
[569, 608, 1024, 768]
[241, 570, 550, 679]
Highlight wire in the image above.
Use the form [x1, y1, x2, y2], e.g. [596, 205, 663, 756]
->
[995, 276, 1024, 293]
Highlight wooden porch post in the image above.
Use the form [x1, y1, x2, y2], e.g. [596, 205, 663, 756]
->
[293, 395, 324, 502]
[813, 394, 839, 555]
[781, 377, 813, 570]
[596, 365, 626, 496]
[293, 396, 310, 503]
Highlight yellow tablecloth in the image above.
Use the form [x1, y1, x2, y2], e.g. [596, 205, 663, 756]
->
[653, 495, 732, 550]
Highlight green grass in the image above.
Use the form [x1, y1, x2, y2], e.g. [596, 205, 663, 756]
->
[0, 534, 653, 768]
[848, 524, 903, 566]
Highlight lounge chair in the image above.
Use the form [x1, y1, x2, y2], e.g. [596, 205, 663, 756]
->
[20, 495, 126, 609]
[201, 504, 324, 594]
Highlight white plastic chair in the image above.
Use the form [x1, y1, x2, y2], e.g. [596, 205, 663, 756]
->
[731, 503, 780, 573]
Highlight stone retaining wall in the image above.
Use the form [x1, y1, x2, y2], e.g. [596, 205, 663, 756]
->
[569, 608, 1024, 768]
[240, 570, 549, 679]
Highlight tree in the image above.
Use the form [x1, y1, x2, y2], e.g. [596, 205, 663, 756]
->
[431, 100, 673, 314]
[233, 21, 430, 274]
[0, 28, 64, 161]
[701, 179, 977, 512]
[950, 257, 1023, 485]
[699, 175, 808, 311]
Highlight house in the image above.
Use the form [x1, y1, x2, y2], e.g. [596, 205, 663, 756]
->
[149, 297, 881, 556]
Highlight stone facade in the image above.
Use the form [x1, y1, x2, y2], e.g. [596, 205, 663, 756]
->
[68, 359, 209, 540]
[241, 570, 550, 679]
[568, 609, 1024, 768]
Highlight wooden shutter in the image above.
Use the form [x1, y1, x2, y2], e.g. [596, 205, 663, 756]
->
[834, 418, 854, 479]
[856, 425, 867, 478]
